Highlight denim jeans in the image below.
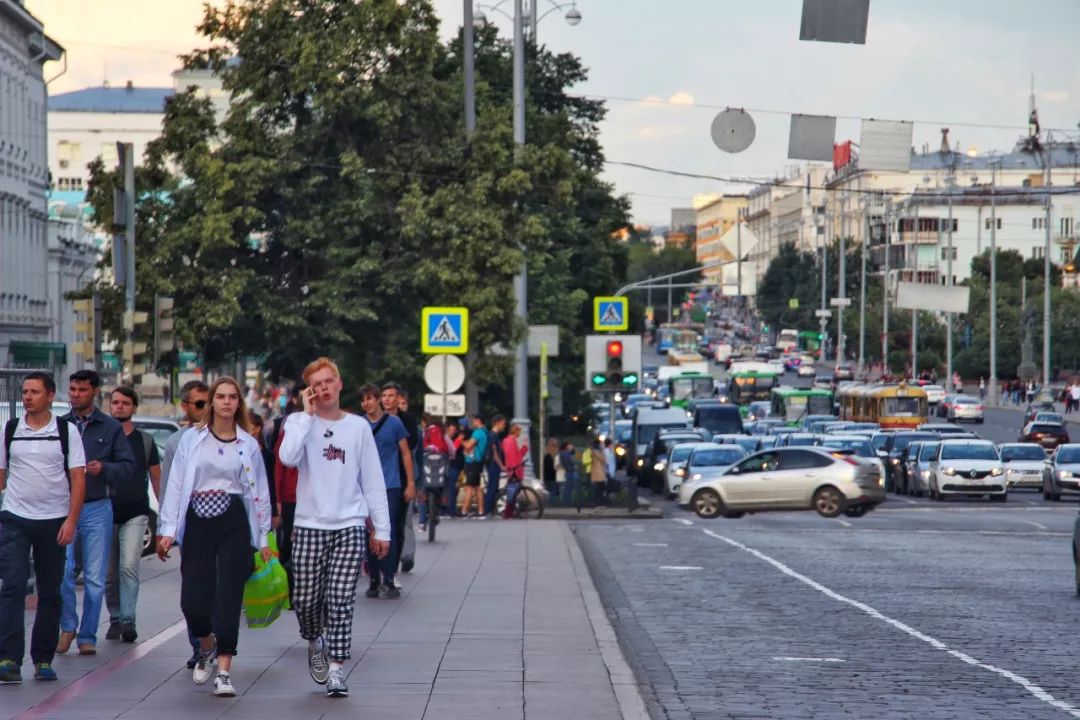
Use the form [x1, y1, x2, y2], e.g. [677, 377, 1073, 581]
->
[61, 499, 113, 646]
[484, 462, 501, 515]
[0, 512, 66, 666]
[367, 487, 403, 586]
[106, 514, 149, 626]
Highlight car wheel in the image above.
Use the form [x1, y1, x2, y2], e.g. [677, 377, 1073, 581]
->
[812, 486, 845, 518]
[844, 505, 870, 518]
[691, 489, 722, 519]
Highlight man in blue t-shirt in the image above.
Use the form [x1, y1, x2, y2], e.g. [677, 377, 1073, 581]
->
[460, 415, 488, 518]
[359, 384, 415, 599]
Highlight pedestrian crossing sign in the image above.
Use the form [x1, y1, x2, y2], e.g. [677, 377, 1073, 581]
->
[421, 307, 469, 354]
[594, 296, 629, 332]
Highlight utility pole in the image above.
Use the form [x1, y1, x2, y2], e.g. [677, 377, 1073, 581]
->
[511, 0, 531, 473]
[736, 210, 743, 306]
[859, 205, 867, 373]
[911, 202, 920, 379]
[989, 175, 998, 404]
[882, 199, 891, 375]
[946, 184, 955, 392]
[820, 207, 828, 363]
[464, 0, 475, 136]
[1043, 148, 1053, 394]
[838, 210, 846, 363]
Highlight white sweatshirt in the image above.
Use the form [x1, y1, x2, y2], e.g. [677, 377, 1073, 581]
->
[277, 412, 391, 540]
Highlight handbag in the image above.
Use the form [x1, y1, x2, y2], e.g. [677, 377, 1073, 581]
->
[242, 532, 290, 628]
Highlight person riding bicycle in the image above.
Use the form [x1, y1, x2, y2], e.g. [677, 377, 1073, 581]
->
[500, 423, 528, 519]
[417, 415, 451, 532]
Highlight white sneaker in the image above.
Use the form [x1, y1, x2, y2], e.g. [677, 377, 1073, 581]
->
[393, 578, 402, 589]
[308, 636, 329, 685]
[213, 672, 236, 697]
[326, 666, 348, 697]
[192, 645, 217, 685]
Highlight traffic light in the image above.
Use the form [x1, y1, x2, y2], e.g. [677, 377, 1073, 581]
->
[72, 298, 96, 367]
[154, 295, 175, 371]
[585, 335, 641, 392]
[122, 309, 151, 383]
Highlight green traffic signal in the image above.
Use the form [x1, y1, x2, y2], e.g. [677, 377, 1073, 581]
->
[591, 373, 607, 386]
[621, 373, 639, 387]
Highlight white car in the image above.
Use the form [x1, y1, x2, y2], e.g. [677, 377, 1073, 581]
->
[998, 443, 1047, 490]
[678, 446, 885, 519]
[797, 364, 817, 378]
[948, 395, 984, 423]
[922, 385, 946, 405]
[928, 439, 1005, 501]
[664, 441, 715, 499]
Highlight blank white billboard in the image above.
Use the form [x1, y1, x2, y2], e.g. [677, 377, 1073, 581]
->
[788, 114, 837, 162]
[895, 282, 970, 314]
[859, 119, 914, 172]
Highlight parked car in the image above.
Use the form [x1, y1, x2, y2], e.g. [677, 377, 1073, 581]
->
[947, 395, 984, 424]
[1043, 444, 1080, 501]
[670, 443, 748, 499]
[998, 443, 1047, 490]
[922, 385, 946, 405]
[132, 416, 181, 557]
[927, 439, 1005, 501]
[678, 447, 885, 519]
[1020, 422, 1071, 451]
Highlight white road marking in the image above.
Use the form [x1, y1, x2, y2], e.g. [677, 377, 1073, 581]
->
[659, 565, 703, 571]
[773, 656, 845, 663]
[836, 519, 853, 528]
[633, 542, 669, 547]
[1022, 520, 1049, 531]
[703, 528, 1080, 718]
[673, 518, 694, 526]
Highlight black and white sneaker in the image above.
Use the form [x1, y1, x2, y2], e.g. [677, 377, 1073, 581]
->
[308, 636, 329, 685]
[213, 672, 236, 697]
[326, 667, 348, 697]
[192, 645, 217, 685]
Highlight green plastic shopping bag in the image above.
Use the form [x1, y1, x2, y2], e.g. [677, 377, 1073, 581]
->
[243, 532, 290, 628]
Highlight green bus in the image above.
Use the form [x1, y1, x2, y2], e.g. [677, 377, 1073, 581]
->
[668, 372, 715, 409]
[727, 370, 781, 407]
[797, 330, 823, 358]
[770, 387, 834, 425]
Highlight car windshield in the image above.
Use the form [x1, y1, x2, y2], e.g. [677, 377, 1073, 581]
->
[660, 436, 699, 455]
[786, 435, 819, 447]
[1030, 424, 1065, 434]
[697, 406, 742, 434]
[671, 377, 715, 401]
[891, 434, 935, 453]
[637, 422, 688, 445]
[918, 443, 940, 460]
[692, 447, 747, 467]
[954, 396, 979, 405]
[883, 397, 922, 416]
[821, 439, 874, 457]
[871, 434, 892, 452]
[1057, 448, 1080, 464]
[669, 446, 695, 463]
[940, 443, 998, 460]
[1002, 445, 1046, 461]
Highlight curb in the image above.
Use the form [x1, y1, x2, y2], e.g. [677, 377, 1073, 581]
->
[561, 522, 651, 720]
[543, 507, 665, 520]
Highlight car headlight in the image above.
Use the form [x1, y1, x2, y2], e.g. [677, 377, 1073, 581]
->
[1006, 468, 1019, 474]
[921, 470, 931, 479]
[654, 462, 666, 472]
[1058, 470, 1073, 480]
[615, 447, 626, 457]
[943, 467, 956, 476]
[691, 473, 702, 481]
[675, 467, 686, 477]
[990, 467, 1003, 476]
[636, 458, 644, 467]
[889, 458, 900, 465]
[877, 477, 884, 487]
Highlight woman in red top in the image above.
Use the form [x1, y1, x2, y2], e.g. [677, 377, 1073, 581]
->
[501, 423, 529, 518]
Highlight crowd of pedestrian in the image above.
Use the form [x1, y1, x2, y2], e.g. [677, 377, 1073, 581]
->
[0, 359, 537, 697]
[539, 434, 619, 507]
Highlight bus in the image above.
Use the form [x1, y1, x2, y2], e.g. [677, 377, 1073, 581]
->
[770, 387, 834, 426]
[668, 371, 715, 409]
[656, 326, 677, 354]
[776, 328, 798, 352]
[727, 369, 781, 407]
[797, 330, 824, 358]
[837, 383, 929, 430]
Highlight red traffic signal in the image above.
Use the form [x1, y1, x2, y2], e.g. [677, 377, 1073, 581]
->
[606, 340, 623, 358]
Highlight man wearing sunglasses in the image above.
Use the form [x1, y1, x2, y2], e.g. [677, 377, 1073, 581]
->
[160, 379, 209, 669]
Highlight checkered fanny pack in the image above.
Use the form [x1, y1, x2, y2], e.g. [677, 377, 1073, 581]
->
[190, 491, 237, 519]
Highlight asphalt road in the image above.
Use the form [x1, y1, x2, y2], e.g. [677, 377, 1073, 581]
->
[575, 493, 1080, 719]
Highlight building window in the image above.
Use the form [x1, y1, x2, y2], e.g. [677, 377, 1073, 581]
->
[1033, 246, 1044, 260]
[940, 247, 958, 261]
[1061, 217, 1074, 237]
[1061, 247, 1072, 263]
[984, 218, 1002, 230]
[1033, 217, 1045, 230]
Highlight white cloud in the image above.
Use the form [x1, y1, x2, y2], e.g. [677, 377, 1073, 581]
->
[668, 91, 695, 106]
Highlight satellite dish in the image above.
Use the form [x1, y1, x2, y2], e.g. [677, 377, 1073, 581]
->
[711, 108, 756, 153]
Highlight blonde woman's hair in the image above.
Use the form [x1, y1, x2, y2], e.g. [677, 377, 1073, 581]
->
[198, 376, 254, 436]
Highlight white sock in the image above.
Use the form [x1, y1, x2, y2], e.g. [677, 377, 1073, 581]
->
[329, 661, 343, 671]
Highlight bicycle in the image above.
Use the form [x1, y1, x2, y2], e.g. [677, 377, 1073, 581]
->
[421, 450, 450, 542]
[494, 476, 547, 519]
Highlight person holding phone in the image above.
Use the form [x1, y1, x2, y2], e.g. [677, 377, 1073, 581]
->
[156, 377, 272, 698]
[278, 358, 391, 698]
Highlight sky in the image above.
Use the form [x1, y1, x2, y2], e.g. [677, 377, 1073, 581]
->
[27, 0, 1080, 226]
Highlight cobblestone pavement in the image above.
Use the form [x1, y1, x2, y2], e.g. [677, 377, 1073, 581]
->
[575, 499, 1080, 719]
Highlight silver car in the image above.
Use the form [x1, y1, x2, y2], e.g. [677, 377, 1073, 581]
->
[671, 443, 748, 499]
[928, 440, 1005, 501]
[1043, 444, 1080, 501]
[665, 441, 715, 499]
[905, 440, 940, 497]
[948, 395, 984, 424]
[998, 443, 1047, 490]
[678, 446, 886, 520]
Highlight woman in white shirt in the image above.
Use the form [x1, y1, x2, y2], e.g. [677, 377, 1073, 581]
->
[157, 377, 272, 697]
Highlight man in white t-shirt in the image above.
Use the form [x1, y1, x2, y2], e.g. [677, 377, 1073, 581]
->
[0, 372, 86, 684]
[278, 357, 390, 698]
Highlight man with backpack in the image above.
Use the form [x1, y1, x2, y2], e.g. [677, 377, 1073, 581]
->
[0, 372, 86, 683]
[461, 415, 490, 518]
[104, 387, 161, 643]
[483, 415, 507, 517]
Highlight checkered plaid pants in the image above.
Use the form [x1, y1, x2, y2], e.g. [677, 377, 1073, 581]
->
[291, 525, 365, 661]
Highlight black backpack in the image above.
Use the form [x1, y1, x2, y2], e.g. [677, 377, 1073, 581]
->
[5, 417, 72, 480]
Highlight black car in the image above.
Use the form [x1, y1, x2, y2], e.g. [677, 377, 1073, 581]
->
[643, 430, 711, 494]
[690, 401, 744, 436]
[881, 431, 939, 492]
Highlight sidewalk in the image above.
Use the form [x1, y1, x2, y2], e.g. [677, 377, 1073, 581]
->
[1, 520, 647, 720]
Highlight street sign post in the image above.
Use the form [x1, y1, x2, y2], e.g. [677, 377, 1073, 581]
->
[424, 353, 466, 426]
[424, 393, 466, 417]
[585, 335, 642, 392]
[593, 296, 629, 332]
[829, 297, 852, 307]
[788, 298, 799, 309]
[815, 309, 833, 318]
[421, 307, 469, 354]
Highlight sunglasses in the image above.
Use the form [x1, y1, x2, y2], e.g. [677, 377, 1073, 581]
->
[187, 400, 207, 409]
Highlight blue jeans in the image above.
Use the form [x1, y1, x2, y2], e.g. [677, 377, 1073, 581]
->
[106, 514, 149, 626]
[367, 487, 403, 586]
[445, 466, 461, 516]
[61, 499, 113, 646]
[484, 462, 501, 515]
[0, 512, 66, 666]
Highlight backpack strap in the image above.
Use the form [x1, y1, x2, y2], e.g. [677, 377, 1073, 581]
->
[4, 418, 16, 459]
[57, 418, 71, 481]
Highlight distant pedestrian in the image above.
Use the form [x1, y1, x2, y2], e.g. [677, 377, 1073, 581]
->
[380, 383, 418, 574]
[979, 377, 986, 402]
[157, 377, 272, 697]
[278, 359, 390, 698]
[0, 372, 86, 683]
[542, 438, 558, 497]
[461, 416, 490, 517]
[500, 423, 528, 518]
[1069, 383, 1080, 414]
[59, 370, 136, 657]
[556, 442, 576, 505]
[105, 387, 161, 644]
[484, 415, 508, 517]
[445, 423, 465, 517]
[589, 440, 607, 505]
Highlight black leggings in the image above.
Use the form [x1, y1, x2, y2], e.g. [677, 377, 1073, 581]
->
[180, 498, 253, 656]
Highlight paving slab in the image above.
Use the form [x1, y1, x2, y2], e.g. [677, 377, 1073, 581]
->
[0, 518, 644, 720]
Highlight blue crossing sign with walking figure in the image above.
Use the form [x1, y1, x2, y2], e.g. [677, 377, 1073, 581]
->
[593, 296, 629, 332]
[421, 307, 469, 354]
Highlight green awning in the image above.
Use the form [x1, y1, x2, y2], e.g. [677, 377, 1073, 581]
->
[8, 341, 67, 368]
